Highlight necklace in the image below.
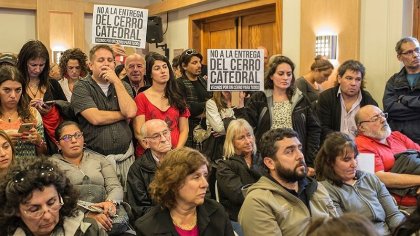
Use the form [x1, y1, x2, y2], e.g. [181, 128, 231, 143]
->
[171, 211, 197, 230]
[1, 111, 18, 123]
[27, 84, 39, 98]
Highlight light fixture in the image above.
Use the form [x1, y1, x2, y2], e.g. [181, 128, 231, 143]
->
[315, 35, 337, 60]
[52, 51, 64, 64]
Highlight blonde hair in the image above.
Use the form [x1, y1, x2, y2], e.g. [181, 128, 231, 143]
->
[223, 119, 257, 158]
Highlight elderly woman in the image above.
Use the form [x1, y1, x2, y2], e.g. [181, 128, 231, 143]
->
[0, 157, 105, 235]
[216, 118, 264, 235]
[0, 130, 15, 178]
[315, 132, 405, 236]
[238, 55, 320, 176]
[135, 147, 234, 236]
[50, 121, 127, 235]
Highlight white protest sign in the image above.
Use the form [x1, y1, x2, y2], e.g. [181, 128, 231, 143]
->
[92, 5, 148, 48]
[207, 49, 264, 91]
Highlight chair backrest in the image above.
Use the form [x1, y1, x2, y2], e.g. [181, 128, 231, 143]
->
[356, 153, 375, 173]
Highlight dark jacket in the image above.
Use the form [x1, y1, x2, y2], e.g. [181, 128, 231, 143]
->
[317, 85, 378, 141]
[216, 154, 264, 221]
[236, 89, 321, 167]
[122, 75, 151, 96]
[135, 199, 234, 236]
[383, 67, 420, 143]
[126, 149, 158, 221]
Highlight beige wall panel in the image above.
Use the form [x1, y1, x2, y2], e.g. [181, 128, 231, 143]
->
[0, 9, 36, 53]
[49, 12, 73, 51]
[300, 0, 360, 89]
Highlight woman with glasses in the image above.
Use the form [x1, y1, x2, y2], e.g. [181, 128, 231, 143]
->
[237, 55, 320, 176]
[0, 157, 105, 235]
[51, 121, 125, 234]
[0, 65, 46, 158]
[133, 52, 189, 157]
[315, 132, 405, 235]
[0, 130, 15, 178]
[216, 119, 264, 236]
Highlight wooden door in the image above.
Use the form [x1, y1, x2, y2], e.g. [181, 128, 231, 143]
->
[241, 10, 277, 60]
[202, 18, 237, 63]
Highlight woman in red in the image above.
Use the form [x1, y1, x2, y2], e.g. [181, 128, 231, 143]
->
[133, 52, 189, 156]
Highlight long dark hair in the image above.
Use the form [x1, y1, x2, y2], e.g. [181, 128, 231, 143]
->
[0, 66, 34, 123]
[264, 55, 296, 101]
[145, 52, 187, 114]
[17, 40, 51, 89]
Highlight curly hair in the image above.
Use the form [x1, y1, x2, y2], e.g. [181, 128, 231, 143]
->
[145, 52, 187, 114]
[0, 66, 35, 123]
[264, 55, 296, 100]
[0, 157, 79, 235]
[17, 40, 51, 88]
[58, 48, 88, 79]
[179, 49, 203, 76]
[315, 132, 358, 187]
[149, 147, 209, 209]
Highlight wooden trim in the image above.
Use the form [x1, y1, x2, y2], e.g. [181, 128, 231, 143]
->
[0, 0, 36, 10]
[414, 0, 420, 38]
[147, 0, 216, 15]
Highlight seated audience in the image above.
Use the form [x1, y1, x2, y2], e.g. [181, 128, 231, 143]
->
[133, 52, 189, 156]
[0, 130, 15, 178]
[135, 147, 234, 236]
[307, 213, 379, 236]
[355, 105, 420, 208]
[126, 119, 172, 220]
[50, 121, 126, 234]
[216, 119, 264, 236]
[296, 55, 333, 104]
[0, 65, 46, 158]
[0, 157, 105, 235]
[238, 55, 320, 175]
[394, 196, 420, 236]
[317, 60, 377, 140]
[177, 49, 212, 148]
[316, 132, 405, 235]
[123, 53, 150, 96]
[238, 128, 337, 236]
[204, 91, 245, 161]
[58, 48, 89, 101]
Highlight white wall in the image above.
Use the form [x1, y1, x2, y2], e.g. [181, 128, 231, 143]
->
[359, 0, 413, 107]
[0, 9, 36, 53]
[282, 0, 301, 75]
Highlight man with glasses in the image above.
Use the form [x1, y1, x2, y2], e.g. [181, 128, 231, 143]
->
[355, 105, 420, 209]
[122, 53, 150, 96]
[384, 37, 420, 144]
[126, 119, 172, 221]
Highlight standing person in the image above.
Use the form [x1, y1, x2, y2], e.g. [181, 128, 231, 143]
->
[238, 128, 337, 236]
[0, 157, 106, 236]
[317, 60, 377, 140]
[216, 119, 264, 236]
[172, 55, 182, 78]
[296, 56, 334, 104]
[0, 65, 46, 158]
[0, 130, 15, 178]
[58, 48, 89, 101]
[123, 53, 150, 96]
[135, 147, 234, 236]
[383, 37, 420, 144]
[316, 132, 405, 235]
[71, 44, 137, 188]
[238, 55, 320, 174]
[133, 52, 189, 156]
[177, 49, 212, 148]
[0, 53, 18, 67]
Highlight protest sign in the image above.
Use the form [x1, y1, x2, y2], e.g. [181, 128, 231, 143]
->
[207, 49, 264, 91]
[92, 5, 148, 48]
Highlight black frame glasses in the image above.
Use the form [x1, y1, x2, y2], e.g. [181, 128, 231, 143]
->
[358, 113, 388, 126]
[59, 131, 83, 142]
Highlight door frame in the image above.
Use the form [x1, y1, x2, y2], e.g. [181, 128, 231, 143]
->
[188, 0, 282, 54]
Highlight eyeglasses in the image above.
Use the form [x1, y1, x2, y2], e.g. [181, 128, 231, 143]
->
[400, 47, 420, 56]
[184, 49, 199, 56]
[12, 164, 55, 183]
[358, 113, 388, 126]
[145, 129, 171, 141]
[59, 131, 83, 142]
[22, 195, 64, 218]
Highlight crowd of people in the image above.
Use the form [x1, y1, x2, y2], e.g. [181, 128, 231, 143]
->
[1, 36, 420, 236]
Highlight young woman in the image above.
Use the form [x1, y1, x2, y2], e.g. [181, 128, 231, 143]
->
[133, 52, 189, 156]
[0, 65, 46, 158]
[58, 48, 89, 101]
[315, 132, 405, 235]
[238, 55, 321, 175]
[0, 130, 15, 178]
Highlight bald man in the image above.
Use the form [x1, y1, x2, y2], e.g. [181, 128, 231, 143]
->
[123, 53, 150, 95]
[355, 105, 420, 207]
[126, 119, 172, 220]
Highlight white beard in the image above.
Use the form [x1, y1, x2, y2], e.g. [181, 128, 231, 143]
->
[364, 124, 392, 140]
